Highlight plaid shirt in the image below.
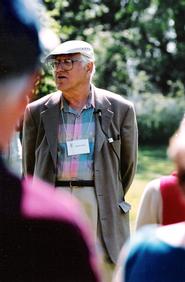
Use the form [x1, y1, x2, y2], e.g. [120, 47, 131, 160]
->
[56, 92, 95, 181]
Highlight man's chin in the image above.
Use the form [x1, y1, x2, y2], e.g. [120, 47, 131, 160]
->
[57, 84, 69, 92]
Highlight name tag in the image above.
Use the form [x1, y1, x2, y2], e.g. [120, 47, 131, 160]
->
[67, 139, 90, 156]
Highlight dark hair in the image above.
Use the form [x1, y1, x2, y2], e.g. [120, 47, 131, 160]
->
[0, 0, 42, 81]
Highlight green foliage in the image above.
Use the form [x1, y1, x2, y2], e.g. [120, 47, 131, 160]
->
[93, 35, 132, 95]
[41, 0, 185, 97]
[124, 0, 185, 94]
[133, 93, 184, 145]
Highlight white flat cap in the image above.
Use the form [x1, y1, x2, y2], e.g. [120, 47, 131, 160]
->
[47, 40, 95, 61]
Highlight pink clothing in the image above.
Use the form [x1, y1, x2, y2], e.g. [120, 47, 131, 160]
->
[0, 155, 101, 281]
[22, 176, 88, 223]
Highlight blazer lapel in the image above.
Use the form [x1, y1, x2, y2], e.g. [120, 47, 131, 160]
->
[41, 91, 61, 165]
[93, 86, 114, 152]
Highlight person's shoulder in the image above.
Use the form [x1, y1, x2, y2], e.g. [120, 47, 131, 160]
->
[139, 178, 161, 208]
[145, 178, 161, 193]
[94, 86, 134, 107]
[124, 224, 160, 261]
[28, 90, 60, 108]
[157, 222, 185, 247]
[131, 222, 185, 249]
[130, 222, 185, 252]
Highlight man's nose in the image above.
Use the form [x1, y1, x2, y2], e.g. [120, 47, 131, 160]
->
[56, 62, 64, 71]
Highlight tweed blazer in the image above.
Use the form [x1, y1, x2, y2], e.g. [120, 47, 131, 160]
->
[22, 85, 138, 263]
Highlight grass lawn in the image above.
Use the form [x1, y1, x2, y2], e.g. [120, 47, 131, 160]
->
[126, 145, 174, 233]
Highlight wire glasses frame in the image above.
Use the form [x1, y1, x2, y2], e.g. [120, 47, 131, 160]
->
[48, 58, 83, 71]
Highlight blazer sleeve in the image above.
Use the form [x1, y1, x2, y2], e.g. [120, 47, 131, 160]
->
[22, 104, 37, 176]
[120, 103, 138, 194]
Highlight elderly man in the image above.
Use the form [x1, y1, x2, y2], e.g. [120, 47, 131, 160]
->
[23, 40, 138, 265]
[0, 1, 100, 281]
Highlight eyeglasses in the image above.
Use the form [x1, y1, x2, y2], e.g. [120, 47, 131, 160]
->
[49, 58, 82, 71]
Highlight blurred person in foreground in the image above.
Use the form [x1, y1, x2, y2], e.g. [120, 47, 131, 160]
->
[0, 0, 101, 281]
[112, 116, 185, 282]
[135, 117, 185, 230]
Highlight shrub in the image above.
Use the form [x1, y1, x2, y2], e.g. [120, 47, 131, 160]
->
[132, 93, 184, 145]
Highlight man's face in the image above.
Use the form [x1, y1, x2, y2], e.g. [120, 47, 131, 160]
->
[52, 53, 91, 92]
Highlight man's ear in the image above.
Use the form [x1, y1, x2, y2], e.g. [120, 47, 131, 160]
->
[86, 62, 93, 74]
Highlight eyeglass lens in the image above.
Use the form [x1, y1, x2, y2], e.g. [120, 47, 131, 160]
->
[50, 59, 73, 71]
